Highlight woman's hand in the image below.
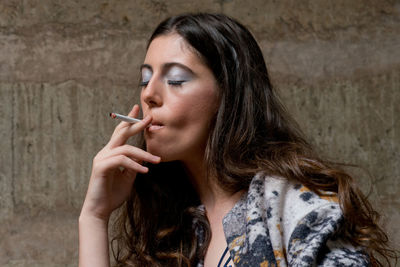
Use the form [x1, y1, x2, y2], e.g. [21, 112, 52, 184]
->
[80, 104, 160, 221]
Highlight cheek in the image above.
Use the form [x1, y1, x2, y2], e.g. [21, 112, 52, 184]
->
[178, 82, 218, 118]
[169, 94, 216, 129]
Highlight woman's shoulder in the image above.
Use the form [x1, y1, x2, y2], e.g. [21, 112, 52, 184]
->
[226, 173, 342, 247]
[223, 173, 368, 266]
[251, 172, 340, 216]
[249, 173, 342, 244]
[253, 173, 369, 266]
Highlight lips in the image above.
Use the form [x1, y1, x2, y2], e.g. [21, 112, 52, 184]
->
[147, 119, 164, 132]
[148, 125, 164, 131]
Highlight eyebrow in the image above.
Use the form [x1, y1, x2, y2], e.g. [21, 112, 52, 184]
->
[140, 62, 195, 75]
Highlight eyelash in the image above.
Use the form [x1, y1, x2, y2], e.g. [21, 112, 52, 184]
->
[168, 80, 185, 86]
[140, 80, 186, 87]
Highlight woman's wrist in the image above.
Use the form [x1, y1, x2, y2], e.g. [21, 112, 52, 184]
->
[79, 206, 111, 225]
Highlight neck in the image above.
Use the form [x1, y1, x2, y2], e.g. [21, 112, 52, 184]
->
[181, 156, 244, 215]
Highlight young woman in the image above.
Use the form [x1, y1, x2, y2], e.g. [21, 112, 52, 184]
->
[79, 13, 397, 267]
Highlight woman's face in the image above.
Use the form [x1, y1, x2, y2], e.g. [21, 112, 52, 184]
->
[140, 33, 219, 162]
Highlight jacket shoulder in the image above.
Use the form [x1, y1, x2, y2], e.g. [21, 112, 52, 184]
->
[258, 174, 368, 266]
[255, 174, 341, 248]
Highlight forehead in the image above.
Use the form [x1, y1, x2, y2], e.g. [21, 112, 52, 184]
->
[144, 33, 203, 68]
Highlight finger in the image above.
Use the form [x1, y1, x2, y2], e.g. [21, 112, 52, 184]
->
[103, 145, 161, 164]
[108, 115, 152, 148]
[96, 154, 149, 174]
[113, 104, 140, 132]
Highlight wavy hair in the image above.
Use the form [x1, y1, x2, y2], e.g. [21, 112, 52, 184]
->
[111, 13, 398, 266]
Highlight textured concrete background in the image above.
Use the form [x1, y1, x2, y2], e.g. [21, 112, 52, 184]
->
[0, 0, 399, 266]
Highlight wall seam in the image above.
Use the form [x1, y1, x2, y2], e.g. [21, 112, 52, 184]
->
[11, 84, 16, 210]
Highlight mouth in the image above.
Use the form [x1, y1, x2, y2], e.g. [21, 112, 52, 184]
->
[147, 120, 164, 132]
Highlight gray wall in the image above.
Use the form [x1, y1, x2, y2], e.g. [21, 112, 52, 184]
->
[0, 1, 399, 266]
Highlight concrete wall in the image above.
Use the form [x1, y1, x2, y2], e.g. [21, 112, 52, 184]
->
[0, 0, 399, 266]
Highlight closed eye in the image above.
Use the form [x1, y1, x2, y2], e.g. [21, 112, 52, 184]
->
[168, 80, 186, 86]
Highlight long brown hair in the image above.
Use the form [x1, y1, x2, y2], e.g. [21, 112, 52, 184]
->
[111, 13, 398, 266]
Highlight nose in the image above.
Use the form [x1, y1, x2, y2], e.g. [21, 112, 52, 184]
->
[141, 77, 163, 108]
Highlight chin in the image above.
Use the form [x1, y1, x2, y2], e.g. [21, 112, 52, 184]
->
[146, 144, 175, 162]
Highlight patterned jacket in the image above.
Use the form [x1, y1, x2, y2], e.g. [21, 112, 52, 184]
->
[198, 173, 369, 266]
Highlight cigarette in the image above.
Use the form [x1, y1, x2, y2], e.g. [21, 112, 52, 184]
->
[110, 113, 142, 124]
